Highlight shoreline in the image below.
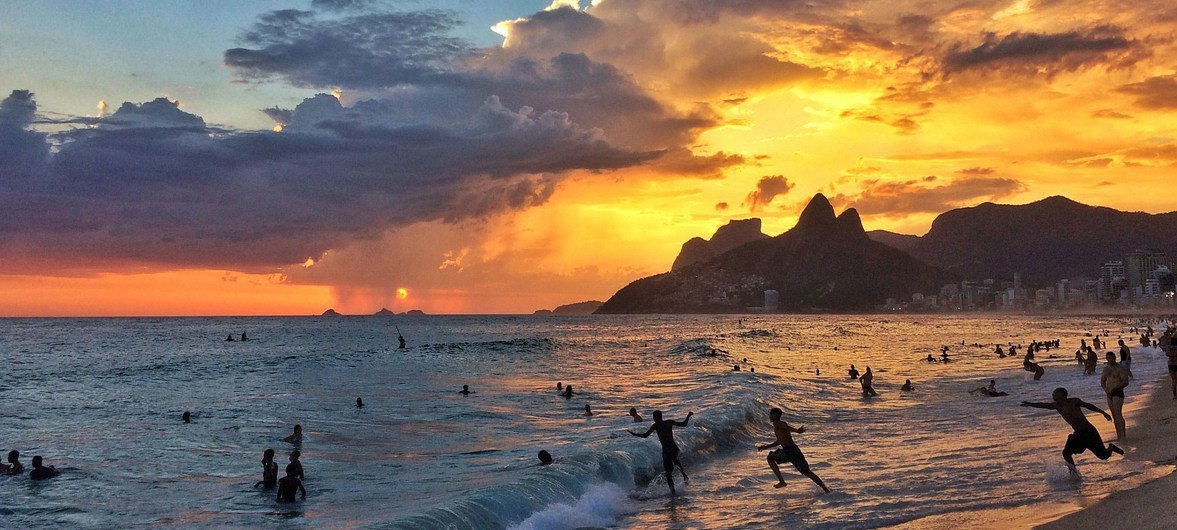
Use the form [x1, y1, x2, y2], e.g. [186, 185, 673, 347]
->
[1034, 372, 1177, 529]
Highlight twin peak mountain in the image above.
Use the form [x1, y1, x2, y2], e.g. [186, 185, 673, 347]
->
[596, 193, 1177, 313]
[597, 194, 942, 313]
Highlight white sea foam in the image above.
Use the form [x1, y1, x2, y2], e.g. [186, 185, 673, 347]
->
[507, 482, 631, 530]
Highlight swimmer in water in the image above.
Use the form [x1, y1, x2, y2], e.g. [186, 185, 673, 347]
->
[860, 366, 878, 397]
[28, 455, 59, 480]
[757, 408, 830, 492]
[182, 411, 191, 423]
[584, 403, 593, 416]
[848, 365, 859, 380]
[226, 334, 235, 342]
[288, 450, 304, 481]
[629, 407, 643, 422]
[255, 448, 278, 488]
[355, 397, 364, 408]
[283, 425, 303, 445]
[459, 385, 474, 395]
[398, 334, 406, 349]
[241, 331, 248, 341]
[556, 382, 563, 391]
[538, 450, 553, 466]
[276, 463, 306, 502]
[901, 379, 913, 392]
[1021, 388, 1123, 474]
[1024, 350, 1045, 380]
[561, 385, 573, 399]
[926, 354, 937, 363]
[733, 364, 741, 371]
[629, 410, 693, 495]
[970, 380, 1008, 397]
[5, 450, 23, 475]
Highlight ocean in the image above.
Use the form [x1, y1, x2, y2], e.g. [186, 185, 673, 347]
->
[0, 315, 1169, 529]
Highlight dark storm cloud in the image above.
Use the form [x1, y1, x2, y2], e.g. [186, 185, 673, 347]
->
[942, 26, 1144, 76]
[224, 8, 469, 89]
[311, 0, 382, 11]
[0, 91, 655, 272]
[0, 90, 50, 176]
[836, 175, 1026, 216]
[745, 175, 793, 212]
[1118, 75, 1177, 109]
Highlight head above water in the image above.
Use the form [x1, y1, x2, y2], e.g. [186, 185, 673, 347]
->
[629, 407, 638, 415]
[290, 450, 300, 460]
[653, 410, 663, 421]
[182, 411, 191, 422]
[462, 385, 469, 391]
[538, 450, 552, 465]
[31, 455, 43, 467]
[293, 424, 302, 434]
[770, 407, 783, 420]
[7, 450, 18, 463]
[263, 448, 275, 462]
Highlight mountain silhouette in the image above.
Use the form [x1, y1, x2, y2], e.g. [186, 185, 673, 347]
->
[597, 194, 944, 313]
[672, 218, 768, 271]
[883, 196, 1177, 285]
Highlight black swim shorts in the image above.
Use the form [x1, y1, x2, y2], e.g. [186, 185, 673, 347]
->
[1064, 425, 1106, 456]
[769, 443, 812, 474]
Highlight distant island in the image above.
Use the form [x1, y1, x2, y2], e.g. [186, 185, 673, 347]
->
[321, 308, 428, 316]
[534, 300, 603, 315]
[597, 194, 1177, 314]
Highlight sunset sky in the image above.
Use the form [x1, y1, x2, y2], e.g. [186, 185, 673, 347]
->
[2, 0, 1177, 315]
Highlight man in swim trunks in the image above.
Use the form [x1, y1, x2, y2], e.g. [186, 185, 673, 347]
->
[629, 410, 693, 495]
[1021, 387, 1123, 473]
[757, 408, 830, 492]
[1118, 339, 1133, 372]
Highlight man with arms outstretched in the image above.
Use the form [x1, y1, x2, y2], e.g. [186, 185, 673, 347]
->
[629, 409, 693, 495]
[1021, 387, 1123, 474]
[757, 408, 831, 492]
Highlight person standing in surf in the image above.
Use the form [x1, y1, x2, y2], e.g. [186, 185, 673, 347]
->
[758, 407, 831, 492]
[1020, 388, 1123, 474]
[629, 410, 693, 495]
[1100, 352, 1130, 440]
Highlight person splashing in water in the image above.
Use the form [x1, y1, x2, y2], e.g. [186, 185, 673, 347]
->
[629, 410, 693, 495]
[757, 407, 830, 492]
[1021, 387, 1123, 475]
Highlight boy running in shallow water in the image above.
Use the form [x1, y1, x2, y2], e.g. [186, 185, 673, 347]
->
[1021, 387, 1123, 474]
[757, 408, 830, 492]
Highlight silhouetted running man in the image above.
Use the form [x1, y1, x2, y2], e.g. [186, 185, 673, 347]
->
[629, 410, 693, 495]
[255, 448, 278, 488]
[28, 455, 59, 480]
[276, 463, 306, 502]
[1021, 388, 1123, 474]
[397, 334, 406, 349]
[757, 408, 830, 492]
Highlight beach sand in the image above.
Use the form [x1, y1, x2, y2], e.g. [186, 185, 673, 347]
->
[1036, 377, 1177, 530]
